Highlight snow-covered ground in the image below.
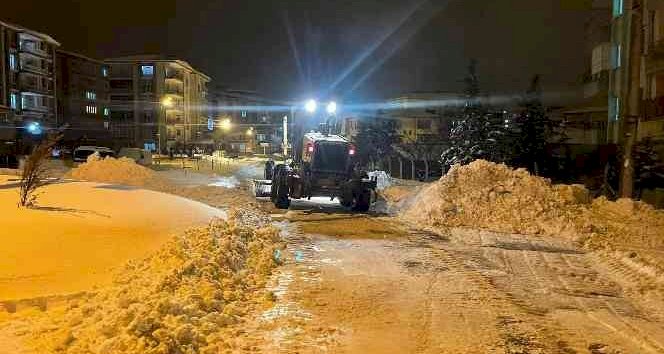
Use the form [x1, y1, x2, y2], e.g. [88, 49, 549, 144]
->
[0, 176, 223, 301]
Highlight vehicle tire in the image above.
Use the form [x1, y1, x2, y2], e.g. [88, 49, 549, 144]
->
[274, 178, 291, 209]
[352, 189, 371, 212]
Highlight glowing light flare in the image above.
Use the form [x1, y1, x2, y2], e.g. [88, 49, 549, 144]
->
[307, 143, 314, 153]
[27, 122, 42, 135]
[327, 101, 337, 115]
[220, 118, 232, 131]
[161, 96, 175, 108]
[349, 144, 356, 156]
[305, 99, 318, 113]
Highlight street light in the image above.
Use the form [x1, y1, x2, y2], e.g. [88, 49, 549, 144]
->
[305, 99, 317, 113]
[161, 96, 174, 108]
[326, 101, 337, 115]
[220, 118, 232, 131]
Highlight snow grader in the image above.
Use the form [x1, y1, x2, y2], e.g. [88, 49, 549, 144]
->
[254, 132, 377, 211]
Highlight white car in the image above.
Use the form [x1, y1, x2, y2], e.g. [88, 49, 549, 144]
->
[73, 146, 116, 162]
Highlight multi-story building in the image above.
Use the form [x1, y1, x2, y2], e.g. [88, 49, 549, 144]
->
[640, 0, 664, 140]
[0, 20, 59, 144]
[56, 50, 111, 146]
[105, 56, 210, 152]
[209, 89, 284, 155]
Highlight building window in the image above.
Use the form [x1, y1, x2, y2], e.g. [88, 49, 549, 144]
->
[86, 105, 98, 114]
[9, 53, 16, 71]
[10, 93, 17, 110]
[610, 96, 620, 121]
[104, 108, 110, 117]
[241, 111, 247, 118]
[102, 67, 109, 77]
[140, 80, 153, 93]
[86, 91, 96, 100]
[141, 65, 154, 77]
[613, 0, 623, 18]
[612, 44, 622, 69]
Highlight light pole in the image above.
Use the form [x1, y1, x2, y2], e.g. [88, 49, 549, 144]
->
[160, 97, 174, 155]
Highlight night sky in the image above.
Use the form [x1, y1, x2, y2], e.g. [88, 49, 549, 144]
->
[5, 0, 590, 103]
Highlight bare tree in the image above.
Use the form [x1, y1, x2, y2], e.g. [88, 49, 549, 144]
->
[18, 132, 62, 208]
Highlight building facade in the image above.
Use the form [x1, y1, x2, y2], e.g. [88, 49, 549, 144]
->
[56, 50, 111, 146]
[0, 20, 59, 144]
[105, 56, 210, 152]
[209, 89, 284, 155]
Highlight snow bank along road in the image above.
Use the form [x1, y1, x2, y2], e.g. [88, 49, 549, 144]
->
[248, 208, 664, 353]
[0, 175, 223, 302]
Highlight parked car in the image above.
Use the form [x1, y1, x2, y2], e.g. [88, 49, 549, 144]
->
[119, 148, 153, 166]
[73, 146, 116, 162]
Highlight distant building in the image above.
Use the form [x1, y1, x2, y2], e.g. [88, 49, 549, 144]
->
[105, 56, 210, 152]
[0, 20, 59, 144]
[209, 89, 284, 155]
[56, 50, 111, 146]
[342, 92, 464, 180]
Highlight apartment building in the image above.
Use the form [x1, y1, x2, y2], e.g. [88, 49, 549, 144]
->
[209, 89, 284, 154]
[0, 20, 59, 143]
[105, 56, 210, 152]
[56, 50, 111, 146]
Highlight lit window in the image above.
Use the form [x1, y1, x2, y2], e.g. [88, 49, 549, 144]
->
[9, 53, 16, 71]
[102, 67, 109, 77]
[610, 96, 620, 121]
[104, 108, 110, 116]
[613, 0, 623, 18]
[611, 44, 622, 69]
[241, 111, 247, 118]
[10, 93, 17, 110]
[141, 65, 154, 76]
[86, 105, 98, 114]
[86, 91, 96, 100]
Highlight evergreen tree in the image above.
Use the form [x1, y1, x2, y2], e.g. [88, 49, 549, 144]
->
[354, 117, 400, 170]
[441, 60, 500, 169]
[513, 75, 557, 175]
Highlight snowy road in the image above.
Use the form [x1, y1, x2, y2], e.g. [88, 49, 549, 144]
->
[245, 209, 664, 353]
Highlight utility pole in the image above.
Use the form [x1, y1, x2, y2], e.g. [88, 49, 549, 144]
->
[620, 0, 643, 198]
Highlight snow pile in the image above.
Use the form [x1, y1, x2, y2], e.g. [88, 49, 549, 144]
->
[208, 176, 240, 189]
[585, 197, 664, 249]
[404, 160, 664, 248]
[29, 209, 281, 354]
[67, 154, 162, 187]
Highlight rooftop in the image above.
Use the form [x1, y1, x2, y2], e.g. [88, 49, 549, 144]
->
[104, 55, 211, 81]
[0, 20, 60, 46]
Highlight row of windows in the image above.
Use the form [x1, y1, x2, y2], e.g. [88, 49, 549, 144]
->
[86, 91, 96, 100]
[85, 106, 111, 116]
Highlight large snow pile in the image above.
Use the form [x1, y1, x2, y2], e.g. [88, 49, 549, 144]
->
[67, 154, 162, 187]
[404, 160, 664, 248]
[27, 209, 281, 354]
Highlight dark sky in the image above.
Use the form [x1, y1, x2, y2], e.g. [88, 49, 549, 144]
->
[4, 0, 589, 103]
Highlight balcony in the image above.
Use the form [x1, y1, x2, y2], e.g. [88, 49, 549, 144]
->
[164, 85, 184, 97]
[18, 36, 52, 58]
[165, 69, 184, 82]
[19, 73, 53, 95]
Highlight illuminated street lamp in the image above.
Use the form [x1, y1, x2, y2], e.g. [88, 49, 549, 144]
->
[220, 118, 232, 131]
[305, 99, 317, 113]
[326, 101, 337, 115]
[161, 96, 174, 108]
[246, 127, 254, 136]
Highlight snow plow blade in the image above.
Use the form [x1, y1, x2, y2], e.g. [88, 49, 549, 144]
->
[253, 179, 272, 198]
